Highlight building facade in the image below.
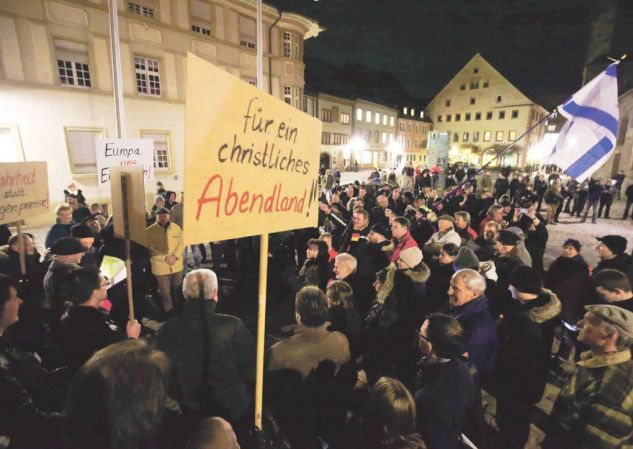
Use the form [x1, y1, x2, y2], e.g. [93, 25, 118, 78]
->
[0, 0, 320, 224]
[425, 53, 548, 168]
[351, 99, 398, 169]
[315, 93, 353, 171]
[594, 88, 633, 182]
[396, 106, 431, 167]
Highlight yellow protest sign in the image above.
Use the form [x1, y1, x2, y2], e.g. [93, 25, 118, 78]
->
[0, 162, 49, 225]
[183, 53, 322, 245]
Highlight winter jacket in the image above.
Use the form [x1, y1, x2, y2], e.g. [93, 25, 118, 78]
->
[391, 232, 420, 263]
[156, 300, 255, 421]
[545, 349, 633, 449]
[427, 229, 462, 247]
[545, 255, 591, 323]
[446, 296, 497, 376]
[44, 223, 73, 249]
[594, 253, 633, 286]
[269, 323, 349, 380]
[54, 305, 126, 373]
[146, 221, 184, 276]
[415, 358, 479, 449]
[495, 289, 561, 403]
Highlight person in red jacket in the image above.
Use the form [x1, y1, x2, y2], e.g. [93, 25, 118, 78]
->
[390, 216, 419, 263]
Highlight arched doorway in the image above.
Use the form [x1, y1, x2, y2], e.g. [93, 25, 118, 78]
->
[319, 152, 331, 172]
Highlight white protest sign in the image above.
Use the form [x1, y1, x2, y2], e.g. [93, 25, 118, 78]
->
[96, 138, 154, 187]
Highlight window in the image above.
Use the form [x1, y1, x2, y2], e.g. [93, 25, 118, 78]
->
[375, 112, 380, 124]
[407, 123, 412, 132]
[453, 133, 459, 142]
[283, 86, 292, 104]
[382, 132, 387, 144]
[340, 112, 350, 124]
[486, 111, 493, 120]
[373, 130, 380, 143]
[475, 112, 481, 120]
[406, 138, 411, 147]
[141, 130, 171, 171]
[399, 121, 405, 131]
[470, 81, 479, 89]
[413, 139, 418, 148]
[191, 0, 212, 36]
[128, 1, 155, 18]
[321, 132, 331, 144]
[321, 108, 332, 122]
[411, 109, 415, 117]
[55, 40, 91, 88]
[382, 114, 387, 126]
[446, 114, 452, 122]
[333, 133, 342, 145]
[473, 131, 479, 142]
[470, 97, 476, 105]
[511, 110, 519, 119]
[496, 131, 504, 141]
[460, 84, 466, 91]
[484, 131, 491, 142]
[499, 111, 505, 119]
[64, 127, 105, 175]
[455, 113, 461, 122]
[483, 81, 489, 88]
[389, 133, 394, 142]
[283, 31, 292, 58]
[241, 77, 256, 86]
[134, 56, 161, 96]
[366, 110, 372, 123]
[508, 130, 517, 141]
[239, 16, 256, 49]
[342, 134, 350, 145]
[356, 108, 363, 121]
[496, 95, 502, 103]
[445, 99, 451, 107]
[473, 67, 479, 74]
[463, 132, 469, 142]
[403, 107, 408, 114]
[465, 113, 471, 121]
[390, 116, 395, 127]
[437, 115, 443, 123]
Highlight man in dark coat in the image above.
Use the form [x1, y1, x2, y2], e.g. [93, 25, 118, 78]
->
[495, 266, 561, 449]
[355, 223, 393, 281]
[414, 314, 482, 449]
[445, 269, 497, 377]
[594, 235, 633, 285]
[623, 183, 633, 219]
[544, 239, 590, 324]
[54, 268, 140, 375]
[591, 268, 633, 313]
[156, 269, 255, 424]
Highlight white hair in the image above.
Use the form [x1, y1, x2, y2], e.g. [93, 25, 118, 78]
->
[182, 269, 218, 300]
[453, 268, 486, 294]
[335, 253, 357, 273]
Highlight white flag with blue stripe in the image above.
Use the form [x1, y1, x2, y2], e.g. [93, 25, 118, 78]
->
[549, 62, 619, 182]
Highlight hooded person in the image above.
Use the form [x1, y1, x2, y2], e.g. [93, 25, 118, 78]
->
[544, 239, 591, 324]
[495, 266, 561, 449]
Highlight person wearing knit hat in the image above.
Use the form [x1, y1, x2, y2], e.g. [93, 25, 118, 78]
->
[397, 246, 423, 269]
[493, 229, 526, 289]
[369, 223, 392, 241]
[45, 237, 85, 310]
[453, 246, 480, 271]
[496, 229, 520, 246]
[497, 264, 562, 449]
[51, 237, 85, 257]
[593, 235, 633, 285]
[545, 304, 633, 449]
[71, 223, 98, 270]
[506, 227, 532, 267]
[562, 238, 581, 253]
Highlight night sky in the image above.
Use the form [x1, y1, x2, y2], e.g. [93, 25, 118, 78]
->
[268, 0, 599, 108]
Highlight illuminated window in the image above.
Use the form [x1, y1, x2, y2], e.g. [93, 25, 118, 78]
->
[366, 110, 372, 123]
[382, 114, 387, 126]
[473, 131, 479, 142]
[484, 131, 491, 142]
[340, 112, 350, 124]
[283, 86, 292, 104]
[508, 130, 517, 140]
[496, 131, 504, 141]
[64, 127, 106, 175]
[134, 56, 161, 96]
[375, 112, 380, 124]
[55, 40, 92, 88]
[390, 116, 395, 127]
[356, 108, 363, 121]
[463, 132, 469, 142]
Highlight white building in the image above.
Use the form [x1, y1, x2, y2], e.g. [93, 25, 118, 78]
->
[0, 0, 321, 225]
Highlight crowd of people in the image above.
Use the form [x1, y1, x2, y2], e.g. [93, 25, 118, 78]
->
[0, 165, 632, 449]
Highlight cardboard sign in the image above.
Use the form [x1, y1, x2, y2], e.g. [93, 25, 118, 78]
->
[110, 166, 148, 246]
[96, 138, 154, 187]
[0, 162, 49, 224]
[183, 53, 322, 245]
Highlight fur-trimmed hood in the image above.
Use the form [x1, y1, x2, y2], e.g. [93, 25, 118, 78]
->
[404, 262, 431, 283]
[528, 288, 562, 323]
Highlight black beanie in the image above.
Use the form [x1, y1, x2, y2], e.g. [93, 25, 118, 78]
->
[509, 266, 542, 294]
